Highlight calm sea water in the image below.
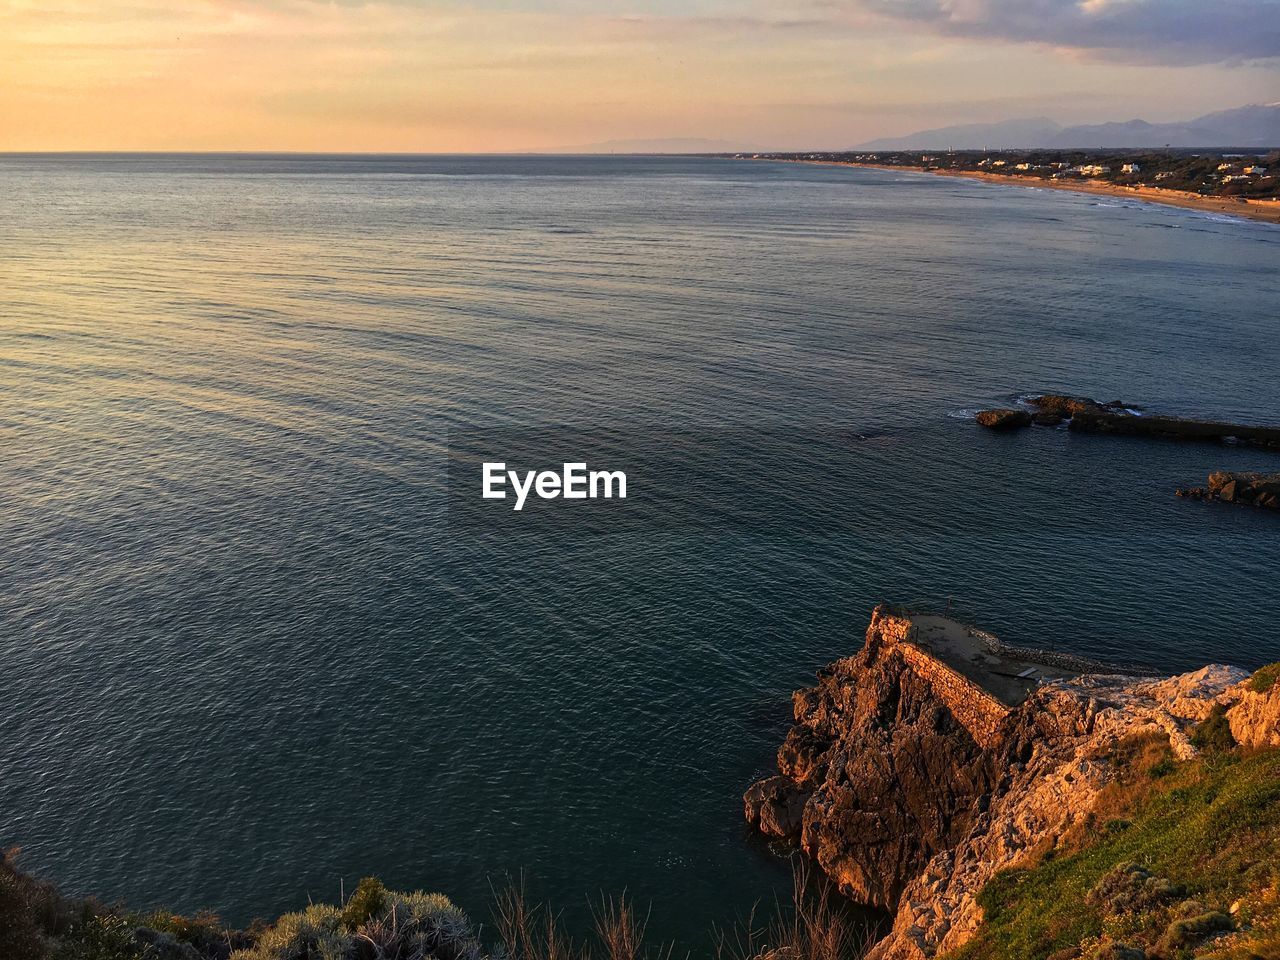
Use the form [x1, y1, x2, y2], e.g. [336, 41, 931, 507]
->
[2, 154, 1279, 946]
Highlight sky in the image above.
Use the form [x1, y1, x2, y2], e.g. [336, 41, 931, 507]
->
[1, 0, 1278, 151]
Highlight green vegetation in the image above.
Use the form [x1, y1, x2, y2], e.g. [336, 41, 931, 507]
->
[234, 884, 476, 960]
[947, 743, 1280, 960]
[1, 852, 866, 960]
[0, 853, 476, 960]
[1190, 705, 1238, 754]
[1249, 663, 1280, 695]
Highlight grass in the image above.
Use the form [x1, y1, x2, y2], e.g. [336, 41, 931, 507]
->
[947, 744, 1280, 960]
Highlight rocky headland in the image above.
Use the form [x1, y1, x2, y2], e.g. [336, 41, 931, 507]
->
[975, 395, 1280, 450]
[744, 605, 1280, 960]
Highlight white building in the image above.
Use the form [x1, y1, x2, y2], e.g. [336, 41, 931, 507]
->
[1121, 163, 1141, 174]
[1244, 165, 1268, 175]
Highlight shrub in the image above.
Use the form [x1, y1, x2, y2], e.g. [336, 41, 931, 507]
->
[1249, 663, 1280, 695]
[1147, 758, 1174, 780]
[1154, 910, 1232, 953]
[57, 914, 149, 960]
[340, 877, 387, 929]
[1088, 944, 1145, 960]
[380, 890, 477, 960]
[230, 886, 480, 960]
[232, 904, 350, 960]
[1191, 705, 1237, 754]
[0, 865, 49, 960]
[1088, 863, 1183, 917]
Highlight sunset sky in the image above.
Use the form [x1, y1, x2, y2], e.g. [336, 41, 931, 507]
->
[2, 0, 1278, 152]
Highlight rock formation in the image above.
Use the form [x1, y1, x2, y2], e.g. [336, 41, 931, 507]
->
[1176, 471, 1280, 510]
[973, 395, 1280, 450]
[975, 409, 1032, 430]
[744, 606, 1277, 960]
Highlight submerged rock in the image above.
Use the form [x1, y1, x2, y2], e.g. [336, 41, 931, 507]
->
[1069, 412, 1280, 449]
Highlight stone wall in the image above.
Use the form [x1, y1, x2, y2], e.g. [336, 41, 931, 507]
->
[869, 607, 1008, 749]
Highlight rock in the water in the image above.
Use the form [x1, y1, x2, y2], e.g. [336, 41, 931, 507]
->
[1030, 394, 1108, 417]
[1006, 395, 1280, 450]
[1070, 412, 1280, 450]
[976, 409, 1031, 430]
[743, 775, 808, 839]
[1177, 471, 1280, 510]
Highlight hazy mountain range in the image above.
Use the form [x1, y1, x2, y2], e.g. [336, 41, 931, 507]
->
[855, 103, 1280, 150]
[542, 104, 1280, 154]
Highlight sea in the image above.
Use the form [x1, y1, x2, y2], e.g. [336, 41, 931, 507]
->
[1, 153, 1278, 948]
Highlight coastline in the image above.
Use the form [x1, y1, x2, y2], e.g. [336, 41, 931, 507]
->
[745, 605, 1280, 960]
[780, 159, 1280, 225]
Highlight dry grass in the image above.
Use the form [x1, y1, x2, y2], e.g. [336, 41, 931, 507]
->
[490, 862, 872, 960]
[1057, 734, 1174, 853]
[714, 861, 875, 960]
[491, 877, 669, 960]
[6, 845, 873, 960]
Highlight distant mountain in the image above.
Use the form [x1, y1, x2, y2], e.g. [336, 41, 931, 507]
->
[538, 137, 760, 154]
[855, 103, 1280, 150]
[858, 117, 1063, 151]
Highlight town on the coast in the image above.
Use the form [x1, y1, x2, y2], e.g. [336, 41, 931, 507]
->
[743, 149, 1280, 200]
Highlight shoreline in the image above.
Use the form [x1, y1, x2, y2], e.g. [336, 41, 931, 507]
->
[777, 159, 1280, 225]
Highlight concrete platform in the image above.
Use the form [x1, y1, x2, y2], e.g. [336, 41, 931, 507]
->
[904, 614, 1084, 708]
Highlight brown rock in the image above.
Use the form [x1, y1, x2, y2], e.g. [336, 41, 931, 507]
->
[976, 409, 1032, 431]
[743, 609, 994, 911]
[743, 775, 808, 839]
[746, 606, 1251, 960]
[1029, 394, 1106, 417]
[1182, 472, 1280, 510]
[1227, 670, 1280, 750]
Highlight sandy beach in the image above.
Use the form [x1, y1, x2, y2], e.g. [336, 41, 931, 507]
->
[785, 160, 1280, 225]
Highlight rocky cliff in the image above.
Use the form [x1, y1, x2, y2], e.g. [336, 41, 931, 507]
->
[744, 606, 1278, 960]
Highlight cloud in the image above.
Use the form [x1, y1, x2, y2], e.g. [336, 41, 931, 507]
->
[839, 0, 1280, 65]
